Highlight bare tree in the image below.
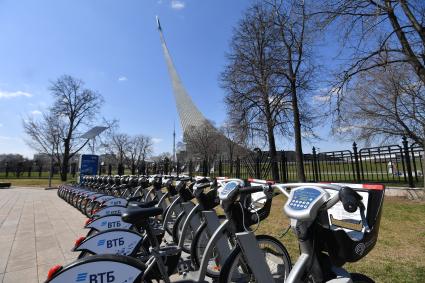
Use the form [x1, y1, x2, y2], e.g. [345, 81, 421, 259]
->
[315, 0, 425, 103]
[126, 135, 153, 174]
[221, 3, 293, 180]
[23, 75, 103, 181]
[338, 63, 425, 185]
[103, 133, 131, 166]
[185, 121, 221, 163]
[267, 0, 318, 181]
[219, 122, 248, 160]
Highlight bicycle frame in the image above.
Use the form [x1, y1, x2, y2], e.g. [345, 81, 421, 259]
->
[184, 211, 232, 281]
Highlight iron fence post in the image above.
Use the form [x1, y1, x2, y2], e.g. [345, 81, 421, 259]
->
[118, 163, 124, 176]
[202, 159, 208, 176]
[176, 160, 180, 177]
[189, 160, 193, 177]
[255, 153, 261, 179]
[236, 157, 241, 178]
[352, 142, 361, 182]
[219, 158, 223, 176]
[402, 136, 415, 188]
[312, 147, 318, 182]
[280, 151, 287, 182]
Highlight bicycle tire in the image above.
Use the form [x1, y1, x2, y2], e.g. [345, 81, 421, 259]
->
[191, 215, 228, 279]
[219, 234, 292, 283]
[163, 204, 181, 236]
[350, 273, 375, 283]
[172, 212, 192, 253]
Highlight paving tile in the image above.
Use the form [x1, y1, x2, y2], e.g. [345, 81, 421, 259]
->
[0, 188, 86, 281]
[5, 252, 37, 272]
[37, 264, 52, 283]
[2, 266, 38, 283]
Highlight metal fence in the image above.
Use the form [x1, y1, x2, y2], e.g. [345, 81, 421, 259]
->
[1, 137, 423, 187]
[0, 162, 78, 179]
[173, 137, 424, 188]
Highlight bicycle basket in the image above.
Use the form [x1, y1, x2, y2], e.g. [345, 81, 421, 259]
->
[318, 184, 385, 266]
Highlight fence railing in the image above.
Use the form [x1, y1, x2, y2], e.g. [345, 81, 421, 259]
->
[165, 137, 424, 188]
[1, 137, 423, 187]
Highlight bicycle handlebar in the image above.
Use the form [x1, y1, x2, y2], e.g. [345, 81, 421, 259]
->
[238, 185, 264, 195]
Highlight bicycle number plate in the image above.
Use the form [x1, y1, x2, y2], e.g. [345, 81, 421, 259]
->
[75, 230, 142, 256]
[94, 206, 126, 217]
[48, 260, 142, 283]
[86, 215, 132, 231]
[103, 198, 128, 207]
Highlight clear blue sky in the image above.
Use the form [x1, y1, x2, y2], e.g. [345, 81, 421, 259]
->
[0, 0, 352, 158]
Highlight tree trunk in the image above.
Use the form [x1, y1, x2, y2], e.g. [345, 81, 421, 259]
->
[422, 141, 425, 189]
[61, 140, 70, 181]
[386, 1, 425, 85]
[291, 82, 306, 182]
[267, 124, 280, 181]
[131, 163, 136, 175]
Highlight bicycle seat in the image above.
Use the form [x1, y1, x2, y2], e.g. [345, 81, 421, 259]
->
[127, 200, 158, 208]
[122, 207, 163, 226]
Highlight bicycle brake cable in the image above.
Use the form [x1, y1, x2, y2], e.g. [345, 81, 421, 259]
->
[279, 225, 291, 238]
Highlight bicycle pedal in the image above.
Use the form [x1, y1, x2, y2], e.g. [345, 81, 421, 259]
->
[176, 259, 190, 275]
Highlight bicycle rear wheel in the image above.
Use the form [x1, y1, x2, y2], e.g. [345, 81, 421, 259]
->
[219, 234, 291, 283]
[350, 273, 375, 283]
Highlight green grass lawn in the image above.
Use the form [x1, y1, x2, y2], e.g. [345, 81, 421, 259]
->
[256, 195, 425, 283]
[0, 178, 66, 187]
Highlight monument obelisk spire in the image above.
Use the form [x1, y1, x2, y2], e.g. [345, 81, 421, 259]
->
[156, 16, 207, 135]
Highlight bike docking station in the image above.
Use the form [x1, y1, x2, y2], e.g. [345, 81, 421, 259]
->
[49, 174, 384, 283]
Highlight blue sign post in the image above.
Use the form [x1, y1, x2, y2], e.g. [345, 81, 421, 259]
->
[79, 154, 99, 183]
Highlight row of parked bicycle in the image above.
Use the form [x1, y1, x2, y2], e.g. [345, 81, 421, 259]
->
[45, 174, 385, 282]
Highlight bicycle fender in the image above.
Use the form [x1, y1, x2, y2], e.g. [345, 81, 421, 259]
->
[94, 195, 115, 203]
[103, 197, 128, 207]
[94, 205, 127, 217]
[46, 254, 145, 283]
[85, 215, 133, 231]
[73, 229, 143, 256]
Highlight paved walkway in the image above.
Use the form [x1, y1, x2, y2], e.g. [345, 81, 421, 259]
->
[0, 187, 86, 283]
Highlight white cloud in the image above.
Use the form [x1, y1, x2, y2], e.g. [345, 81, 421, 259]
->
[313, 95, 331, 102]
[152, 138, 163, 144]
[0, 136, 19, 141]
[171, 0, 185, 10]
[118, 76, 128, 82]
[0, 90, 32, 99]
[30, 110, 42, 115]
[313, 86, 339, 102]
[335, 126, 356, 133]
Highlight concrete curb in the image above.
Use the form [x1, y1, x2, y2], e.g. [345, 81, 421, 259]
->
[44, 187, 58, 190]
[386, 187, 425, 200]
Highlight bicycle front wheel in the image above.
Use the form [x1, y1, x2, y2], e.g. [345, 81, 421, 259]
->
[219, 234, 291, 283]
